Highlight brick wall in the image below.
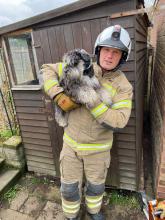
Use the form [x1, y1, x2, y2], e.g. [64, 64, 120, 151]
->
[150, 12, 165, 198]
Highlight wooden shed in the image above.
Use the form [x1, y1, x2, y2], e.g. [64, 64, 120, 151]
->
[0, 0, 150, 191]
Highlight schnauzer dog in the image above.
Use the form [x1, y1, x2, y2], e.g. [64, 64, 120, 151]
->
[55, 48, 112, 127]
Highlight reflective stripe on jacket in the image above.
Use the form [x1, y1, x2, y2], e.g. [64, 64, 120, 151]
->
[41, 62, 133, 155]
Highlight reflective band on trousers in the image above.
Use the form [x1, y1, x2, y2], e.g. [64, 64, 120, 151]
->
[102, 83, 117, 97]
[91, 103, 108, 118]
[44, 79, 58, 92]
[86, 194, 103, 209]
[62, 200, 80, 214]
[111, 99, 132, 110]
[64, 132, 112, 151]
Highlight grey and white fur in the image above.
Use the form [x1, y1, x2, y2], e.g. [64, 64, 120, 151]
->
[55, 48, 112, 127]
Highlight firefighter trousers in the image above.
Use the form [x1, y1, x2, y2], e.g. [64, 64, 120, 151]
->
[59, 143, 111, 218]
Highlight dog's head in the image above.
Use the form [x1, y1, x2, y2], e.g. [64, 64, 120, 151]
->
[62, 48, 94, 78]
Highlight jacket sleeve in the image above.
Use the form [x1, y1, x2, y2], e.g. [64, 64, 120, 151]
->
[88, 74, 133, 129]
[40, 63, 64, 99]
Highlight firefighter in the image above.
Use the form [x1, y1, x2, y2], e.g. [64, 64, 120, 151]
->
[41, 25, 133, 220]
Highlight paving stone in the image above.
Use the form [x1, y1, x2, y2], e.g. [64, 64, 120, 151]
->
[10, 189, 29, 211]
[0, 208, 34, 220]
[36, 201, 64, 220]
[33, 185, 61, 203]
[20, 196, 46, 218]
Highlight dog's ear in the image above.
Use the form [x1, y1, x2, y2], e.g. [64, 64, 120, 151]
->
[79, 49, 91, 63]
[63, 49, 82, 67]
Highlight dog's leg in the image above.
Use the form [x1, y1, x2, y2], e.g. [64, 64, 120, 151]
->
[54, 105, 68, 127]
[97, 88, 112, 106]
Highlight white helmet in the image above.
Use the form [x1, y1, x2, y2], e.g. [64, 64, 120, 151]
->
[94, 25, 131, 66]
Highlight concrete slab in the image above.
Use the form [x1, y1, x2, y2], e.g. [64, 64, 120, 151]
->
[0, 169, 20, 195]
[0, 208, 34, 220]
[10, 189, 29, 211]
[20, 196, 46, 218]
[36, 201, 64, 220]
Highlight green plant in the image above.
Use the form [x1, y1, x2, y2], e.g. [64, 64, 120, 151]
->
[108, 190, 140, 209]
[0, 129, 12, 138]
[3, 184, 22, 202]
[30, 176, 49, 185]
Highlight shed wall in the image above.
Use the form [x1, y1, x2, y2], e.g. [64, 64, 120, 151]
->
[32, 14, 140, 190]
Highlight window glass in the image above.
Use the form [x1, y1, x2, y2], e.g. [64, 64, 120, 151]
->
[7, 33, 37, 85]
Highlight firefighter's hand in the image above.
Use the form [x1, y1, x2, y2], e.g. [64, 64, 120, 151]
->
[156, 200, 165, 219]
[54, 93, 80, 112]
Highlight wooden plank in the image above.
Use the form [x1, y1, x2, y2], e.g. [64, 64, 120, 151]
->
[13, 91, 43, 100]
[119, 170, 136, 178]
[24, 143, 53, 152]
[22, 131, 50, 140]
[32, 30, 44, 68]
[25, 149, 53, 158]
[72, 22, 83, 49]
[28, 166, 56, 176]
[118, 126, 135, 134]
[90, 19, 101, 49]
[127, 118, 135, 126]
[119, 183, 136, 190]
[118, 149, 136, 157]
[124, 71, 135, 82]
[115, 141, 136, 149]
[55, 25, 67, 60]
[20, 125, 49, 133]
[23, 137, 51, 146]
[116, 133, 136, 142]
[110, 16, 134, 28]
[26, 155, 54, 164]
[119, 162, 136, 171]
[47, 27, 60, 62]
[18, 113, 47, 121]
[100, 17, 108, 31]
[40, 29, 52, 63]
[19, 119, 48, 127]
[119, 156, 136, 164]
[14, 100, 44, 107]
[16, 107, 45, 114]
[81, 20, 93, 54]
[27, 161, 55, 170]
[120, 176, 136, 185]
[120, 61, 135, 72]
[63, 23, 74, 51]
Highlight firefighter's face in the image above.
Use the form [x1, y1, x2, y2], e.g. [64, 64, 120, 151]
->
[99, 47, 122, 71]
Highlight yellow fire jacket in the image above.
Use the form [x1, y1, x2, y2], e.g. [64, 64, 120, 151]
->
[41, 62, 133, 155]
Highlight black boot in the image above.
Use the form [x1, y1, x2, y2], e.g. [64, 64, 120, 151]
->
[87, 211, 105, 220]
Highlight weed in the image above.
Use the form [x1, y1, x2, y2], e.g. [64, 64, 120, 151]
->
[108, 190, 140, 210]
[30, 177, 49, 185]
[3, 184, 22, 203]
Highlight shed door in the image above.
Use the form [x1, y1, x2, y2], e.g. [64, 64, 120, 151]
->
[32, 19, 118, 186]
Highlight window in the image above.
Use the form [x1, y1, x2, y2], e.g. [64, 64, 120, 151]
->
[6, 33, 38, 85]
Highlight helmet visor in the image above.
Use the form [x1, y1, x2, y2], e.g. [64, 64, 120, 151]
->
[98, 38, 128, 53]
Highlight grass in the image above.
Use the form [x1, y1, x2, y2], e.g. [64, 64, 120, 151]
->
[30, 176, 50, 185]
[0, 128, 20, 142]
[3, 184, 22, 203]
[108, 190, 140, 209]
